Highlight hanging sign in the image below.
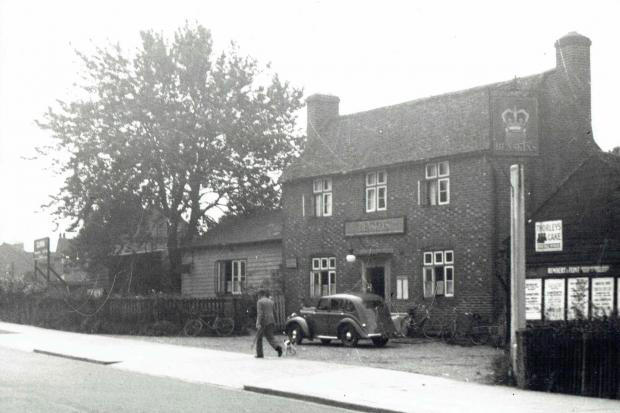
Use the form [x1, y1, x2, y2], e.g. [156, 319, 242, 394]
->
[544, 278, 565, 321]
[567, 277, 589, 320]
[525, 278, 542, 320]
[535, 220, 563, 252]
[592, 278, 614, 318]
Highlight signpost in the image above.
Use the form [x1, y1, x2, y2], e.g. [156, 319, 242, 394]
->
[510, 164, 526, 384]
[33, 237, 50, 281]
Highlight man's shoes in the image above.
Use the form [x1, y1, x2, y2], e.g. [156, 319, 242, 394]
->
[276, 346, 282, 357]
[255, 355, 263, 358]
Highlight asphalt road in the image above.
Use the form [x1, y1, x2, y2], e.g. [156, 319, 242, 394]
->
[0, 346, 354, 413]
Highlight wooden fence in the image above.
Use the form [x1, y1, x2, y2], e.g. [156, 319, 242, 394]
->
[519, 328, 620, 399]
[0, 293, 287, 333]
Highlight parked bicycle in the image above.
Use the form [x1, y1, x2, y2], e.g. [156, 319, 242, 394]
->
[444, 308, 488, 345]
[183, 312, 235, 337]
[401, 303, 433, 338]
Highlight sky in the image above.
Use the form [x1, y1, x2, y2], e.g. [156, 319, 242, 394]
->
[0, 0, 618, 251]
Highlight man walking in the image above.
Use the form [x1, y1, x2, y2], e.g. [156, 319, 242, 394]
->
[255, 289, 282, 358]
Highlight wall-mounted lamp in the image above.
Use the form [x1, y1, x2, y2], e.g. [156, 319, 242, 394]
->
[345, 249, 356, 263]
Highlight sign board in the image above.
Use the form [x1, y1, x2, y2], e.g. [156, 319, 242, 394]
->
[547, 265, 609, 274]
[592, 277, 614, 318]
[344, 217, 405, 237]
[567, 277, 589, 320]
[491, 95, 539, 154]
[525, 279, 542, 320]
[544, 278, 565, 321]
[535, 220, 562, 252]
[33, 237, 50, 262]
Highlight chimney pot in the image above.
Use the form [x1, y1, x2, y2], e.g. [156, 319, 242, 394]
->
[306, 94, 339, 141]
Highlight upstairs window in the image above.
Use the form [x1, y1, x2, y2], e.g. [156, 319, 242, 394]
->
[366, 171, 387, 212]
[217, 259, 246, 295]
[423, 161, 450, 205]
[310, 256, 336, 297]
[313, 178, 332, 217]
[423, 250, 454, 298]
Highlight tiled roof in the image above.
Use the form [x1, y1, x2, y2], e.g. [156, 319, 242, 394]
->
[190, 210, 282, 248]
[282, 74, 547, 182]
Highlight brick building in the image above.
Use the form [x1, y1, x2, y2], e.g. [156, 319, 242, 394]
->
[280, 32, 601, 325]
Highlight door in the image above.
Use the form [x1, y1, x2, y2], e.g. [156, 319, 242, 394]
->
[369, 267, 385, 298]
[312, 297, 331, 336]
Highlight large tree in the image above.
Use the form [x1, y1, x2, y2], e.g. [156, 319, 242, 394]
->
[38, 24, 303, 291]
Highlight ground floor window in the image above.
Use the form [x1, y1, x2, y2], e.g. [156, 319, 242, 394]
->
[217, 259, 246, 295]
[423, 250, 454, 298]
[310, 256, 336, 297]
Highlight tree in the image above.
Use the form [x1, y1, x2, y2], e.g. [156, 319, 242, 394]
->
[38, 23, 304, 291]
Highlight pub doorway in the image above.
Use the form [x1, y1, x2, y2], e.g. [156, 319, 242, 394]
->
[367, 266, 386, 298]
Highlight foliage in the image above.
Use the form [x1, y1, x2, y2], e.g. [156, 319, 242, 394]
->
[37, 23, 304, 290]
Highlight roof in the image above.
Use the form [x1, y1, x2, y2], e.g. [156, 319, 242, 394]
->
[0, 243, 33, 278]
[190, 210, 282, 248]
[282, 73, 547, 182]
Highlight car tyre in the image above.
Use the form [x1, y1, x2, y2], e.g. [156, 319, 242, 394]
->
[340, 324, 359, 347]
[371, 337, 389, 347]
[287, 323, 303, 345]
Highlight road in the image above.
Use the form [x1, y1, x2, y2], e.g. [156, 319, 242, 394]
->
[0, 346, 353, 413]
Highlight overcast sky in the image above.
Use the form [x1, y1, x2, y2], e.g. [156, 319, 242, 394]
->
[0, 0, 618, 251]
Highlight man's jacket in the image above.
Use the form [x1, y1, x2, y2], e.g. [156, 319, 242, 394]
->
[256, 296, 276, 328]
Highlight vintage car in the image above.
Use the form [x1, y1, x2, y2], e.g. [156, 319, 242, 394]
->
[284, 292, 396, 347]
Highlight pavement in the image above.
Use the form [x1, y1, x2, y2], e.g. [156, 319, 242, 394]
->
[0, 321, 618, 413]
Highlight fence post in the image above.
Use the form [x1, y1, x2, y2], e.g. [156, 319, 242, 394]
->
[581, 332, 588, 396]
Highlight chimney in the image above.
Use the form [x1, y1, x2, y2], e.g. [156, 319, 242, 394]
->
[306, 94, 339, 141]
[554, 32, 592, 121]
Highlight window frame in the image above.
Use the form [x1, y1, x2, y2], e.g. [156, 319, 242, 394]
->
[217, 259, 247, 295]
[310, 256, 337, 297]
[424, 161, 450, 206]
[365, 170, 387, 212]
[422, 250, 455, 298]
[396, 277, 409, 300]
[312, 178, 332, 217]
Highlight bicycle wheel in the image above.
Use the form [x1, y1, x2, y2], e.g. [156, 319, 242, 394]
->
[470, 327, 488, 346]
[184, 319, 203, 337]
[214, 317, 235, 337]
[421, 319, 433, 339]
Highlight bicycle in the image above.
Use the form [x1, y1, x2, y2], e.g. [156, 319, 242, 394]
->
[183, 312, 235, 337]
[444, 308, 488, 345]
[401, 304, 433, 338]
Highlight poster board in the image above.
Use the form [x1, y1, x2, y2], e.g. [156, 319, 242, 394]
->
[525, 279, 542, 320]
[535, 220, 563, 252]
[567, 277, 589, 320]
[591, 277, 614, 318]
[544, 278, 565, 321]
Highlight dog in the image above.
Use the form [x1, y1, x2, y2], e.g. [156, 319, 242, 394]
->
[282, 338, 297, 356]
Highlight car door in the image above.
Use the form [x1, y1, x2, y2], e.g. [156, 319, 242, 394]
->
[312, 297, 331, 336]
[328, 298, 345, 336]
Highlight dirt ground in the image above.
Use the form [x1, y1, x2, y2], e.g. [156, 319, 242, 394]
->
[115, 332, 505, 385]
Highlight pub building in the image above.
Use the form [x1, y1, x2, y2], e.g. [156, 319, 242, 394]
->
[524, 151, 620, 322]
[280, 32, 603, 326]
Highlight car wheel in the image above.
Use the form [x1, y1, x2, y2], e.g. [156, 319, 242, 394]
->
[320, 339, 332, 345]
[287, 323, 303, 345]
[371, 337, 389, 347]
[340, 324, 359, 347]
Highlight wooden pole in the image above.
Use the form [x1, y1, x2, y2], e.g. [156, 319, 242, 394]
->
[510, 164, 526, 385]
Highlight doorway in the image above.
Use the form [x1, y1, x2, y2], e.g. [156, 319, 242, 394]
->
[368, 266, 385, 298]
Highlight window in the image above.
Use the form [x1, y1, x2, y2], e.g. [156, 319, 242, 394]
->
[396, 277, 409, 300]
[217, 259, 246, 295]
[366, 171, 387, 212]
[310, 256, 336, 297]
[422, 250, 454, 297]
[423, 161, 450, 205]
[313, 178, 332, 216]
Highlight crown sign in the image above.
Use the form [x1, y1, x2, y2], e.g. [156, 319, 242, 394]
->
[501, 106, 529, 143]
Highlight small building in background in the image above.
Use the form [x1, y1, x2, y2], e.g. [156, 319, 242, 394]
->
[182, 210, 283, 298]
[524, 151, 620, 322]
